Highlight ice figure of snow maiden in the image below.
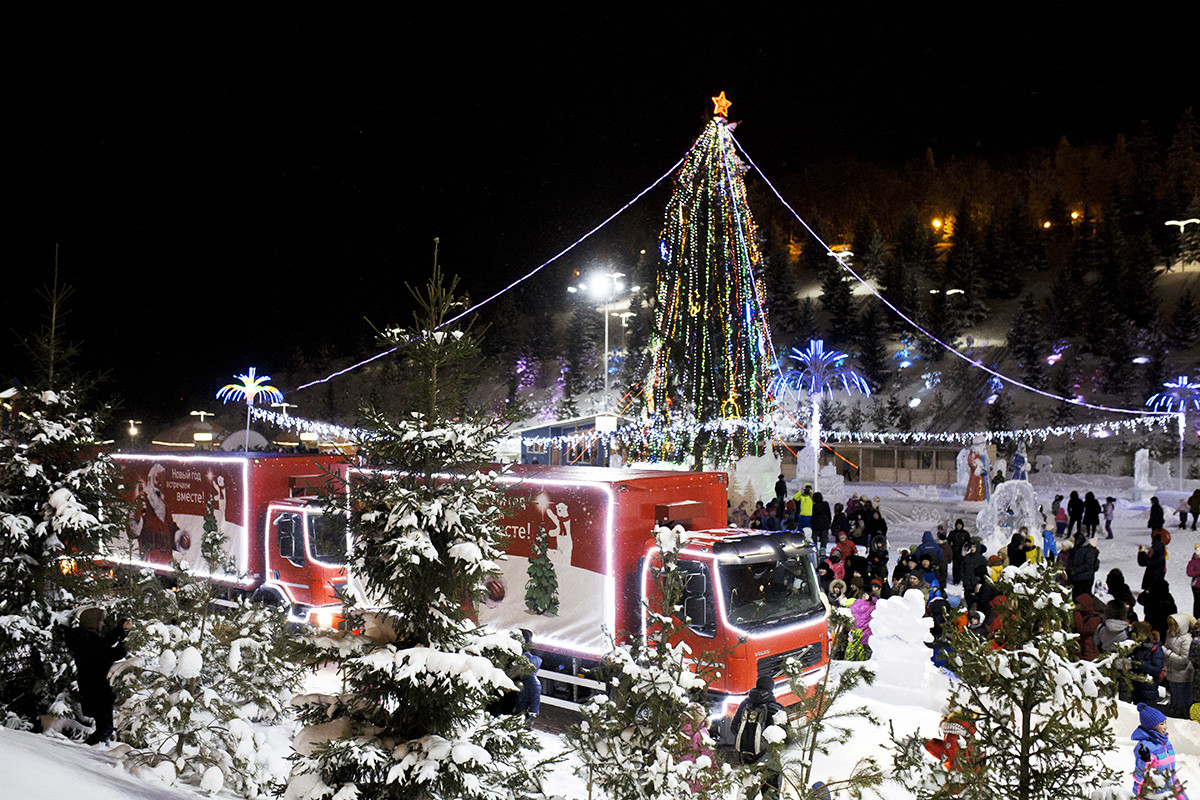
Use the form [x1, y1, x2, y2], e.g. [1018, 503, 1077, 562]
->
[1010, 441, 1028, 482]
[964, 439, 990, 502]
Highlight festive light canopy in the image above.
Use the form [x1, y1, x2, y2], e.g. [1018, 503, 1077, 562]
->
[769, 339, 870, 400]
[642, 106, 774, 463]
[1146, 375, 1200, 412]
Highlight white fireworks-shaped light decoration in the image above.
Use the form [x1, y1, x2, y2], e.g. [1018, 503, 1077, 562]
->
[1146, 375, 1200, 413]
[770, 339, 870, 491]
[217, 367, 284, 451]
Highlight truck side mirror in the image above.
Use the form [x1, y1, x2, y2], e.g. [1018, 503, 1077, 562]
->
[684, 596, 708, 628]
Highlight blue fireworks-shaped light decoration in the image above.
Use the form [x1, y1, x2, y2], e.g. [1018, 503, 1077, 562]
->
[1146, 375, 1200, 413]
[217, 367, 284, 406]
[770, 339, 871, 400]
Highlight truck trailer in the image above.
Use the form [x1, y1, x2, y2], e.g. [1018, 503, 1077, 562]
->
[110, 452, 349, 627]
[464, 465, 830, 733]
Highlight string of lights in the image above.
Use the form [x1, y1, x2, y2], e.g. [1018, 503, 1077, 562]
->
[293, 151, 694, 393]
[726, 129, 1177, 421]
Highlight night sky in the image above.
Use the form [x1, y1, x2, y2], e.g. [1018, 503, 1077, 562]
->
[17, 6, 1198, 425]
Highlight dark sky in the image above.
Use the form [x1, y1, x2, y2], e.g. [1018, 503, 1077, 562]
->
[17, 5, 1198, 423]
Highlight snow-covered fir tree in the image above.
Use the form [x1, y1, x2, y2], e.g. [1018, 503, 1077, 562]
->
[566, 525, 737, 800]
[114, 499, 305, 796]
[891, 560, 1120, 799]
[0, 270, 122, 733]
[284, 263, 545, 800]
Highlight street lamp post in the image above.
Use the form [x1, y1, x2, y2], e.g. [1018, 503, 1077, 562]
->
[567, 271, 639, 414]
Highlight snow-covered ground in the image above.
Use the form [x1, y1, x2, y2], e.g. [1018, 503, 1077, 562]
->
[2, 471, 1197, 798]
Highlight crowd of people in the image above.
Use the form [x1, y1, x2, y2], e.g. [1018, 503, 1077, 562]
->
[731, 479, 1200, 728]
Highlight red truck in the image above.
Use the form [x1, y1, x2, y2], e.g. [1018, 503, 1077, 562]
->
[110, 452, 349, 628]
[467, 465, 830, 736]
[112, 455, 829, 732]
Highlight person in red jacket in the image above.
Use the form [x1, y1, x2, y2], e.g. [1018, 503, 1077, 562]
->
[924, 710, 977, 793]
[1073, 594, 1103, 661]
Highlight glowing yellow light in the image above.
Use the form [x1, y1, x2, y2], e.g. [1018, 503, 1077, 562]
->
[60, 558, 76, 575]
[711, 91, 732, 117]
[316, 611, 335, 629]
[1043, 221, 1052, 229]
[1071, 211, 1080, 220]
[931, 219, 942, 229]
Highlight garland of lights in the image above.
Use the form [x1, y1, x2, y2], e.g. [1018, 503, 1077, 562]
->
[642, 106, 773, 463]
[249, 406, 375, 444]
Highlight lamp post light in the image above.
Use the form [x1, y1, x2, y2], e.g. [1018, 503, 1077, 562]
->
[567, 271, 639, 414]
[1165, 218, 1200, 271]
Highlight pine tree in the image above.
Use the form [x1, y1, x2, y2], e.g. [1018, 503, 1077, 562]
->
[0, 267, 122, 732]
[855, 303, 890, 393]
[115, 499, 304, 795]
[819, 257, 856, 346]
[1006, 294, 1046, 389]
[1165, 107, 1200, 215]
[566, 526, 736, 800]
[285, 265, 545, 800]
[763, 242, 802, 354]
[1168, 286, 1199, 347]
[944, 198, 988, 326]
[891, 561, 1120, 799]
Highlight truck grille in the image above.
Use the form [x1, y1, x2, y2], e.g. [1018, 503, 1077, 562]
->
[757, 642, 822, 681]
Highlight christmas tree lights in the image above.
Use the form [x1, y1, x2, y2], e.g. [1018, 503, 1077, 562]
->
[643, 100, 774, 465]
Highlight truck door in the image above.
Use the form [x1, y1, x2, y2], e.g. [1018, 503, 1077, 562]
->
[267, 509, 311, 606]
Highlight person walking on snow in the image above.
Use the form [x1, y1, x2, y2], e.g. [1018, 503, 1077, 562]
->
[1187, 544, 1200, 618]
[1103, 496, 1116, 539]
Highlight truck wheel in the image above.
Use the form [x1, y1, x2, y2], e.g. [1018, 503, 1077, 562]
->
[251, 587, 285, 607]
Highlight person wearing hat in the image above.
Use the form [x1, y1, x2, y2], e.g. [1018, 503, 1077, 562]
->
[731, 675, 786, 796]
[1131, 703, 1188, 799]
[64, 606, 131, 745]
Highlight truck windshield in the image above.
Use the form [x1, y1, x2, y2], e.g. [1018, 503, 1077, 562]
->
[719, 556, 823, 633]
[307, 514, 347, 564]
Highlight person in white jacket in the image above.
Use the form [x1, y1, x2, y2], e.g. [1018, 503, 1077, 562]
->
[1163, 612, 1195, 718]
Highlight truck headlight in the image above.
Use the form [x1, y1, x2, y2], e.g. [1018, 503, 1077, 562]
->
[316, 610, 335, 629]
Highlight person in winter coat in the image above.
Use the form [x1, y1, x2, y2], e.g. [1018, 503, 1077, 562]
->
[832, 531, 857, 562]
[971, 564, 1001, 627]
[1082, 491, 1101, 538]
[899, 571, 931, 604]
[1130, 621, 1168, 706]
[1106, 568, 1139, 620]
[774, 474, 788, 503]
[1139, 579, 1179, 643]
[1190, 618, 1200, 721]
[512, 629, 542, 724]
[794, 485, 814, 531]
[1139, 532, 1169, 591]
[1074, 594, 1104, 661]
[914, 530, 943, 564]
[1069, 534, 1100, 599]
[830, 502, 848, 538]
[1176, 497, 1191, 529]
[1189, 489, 1200, 531]
[863, 509, 888, 543]
[917, 552, 947, 592]
[64, 606, 131, 745]
[1006, 532, 1029, 568]
[810, 491, 832, 549]
[849, 590, 878, 648]
[960, 537, 988, 597]
[948, 519, 971, 586]
[1067, 490, 1084, 538]
[827, 579, 849, 606]
[1103, 496, 1116, 539]
[816, 560, 834, 597]
[1163, 613, 1195, 718]
[1148, 496, 1165, 533]
[1187, 544, 1200, 618]
[1131, 703, 1188, 800]
[732, 675, 786, 796]
[1021, 531, 1041, 565]
[1054, 504, 1069, 538]
[866, 534, 890, 582]
[1094, 601, 1132, 655]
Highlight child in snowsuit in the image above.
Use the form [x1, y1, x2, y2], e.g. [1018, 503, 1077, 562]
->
[1131, 703, 1188, 799]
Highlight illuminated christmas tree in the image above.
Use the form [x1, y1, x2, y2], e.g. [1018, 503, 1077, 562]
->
[643, 92, 773, 465]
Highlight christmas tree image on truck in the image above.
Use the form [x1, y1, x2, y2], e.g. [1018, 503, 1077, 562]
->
[525, 518, 559, 616]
